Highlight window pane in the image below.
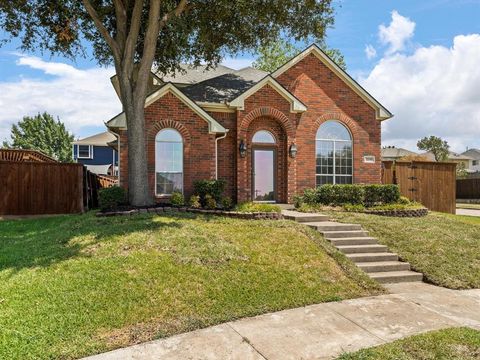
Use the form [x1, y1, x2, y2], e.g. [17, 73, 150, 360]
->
[316, 175, 333, 186]
[78, 145, 90, 158]
[252, 130, 275, 143]
[156, 142, 182, 172]
[156, 129, 182, 142]
[316, 120, 351, 140]
[156, 172, 183, 195]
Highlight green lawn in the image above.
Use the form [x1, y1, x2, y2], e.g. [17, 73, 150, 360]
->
[324, 211, 480, 289]
[0, 212, 382, 359]
[337, 327, 480, 359]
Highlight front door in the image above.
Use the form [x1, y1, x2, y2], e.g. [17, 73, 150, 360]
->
[252, 149, 275, 202]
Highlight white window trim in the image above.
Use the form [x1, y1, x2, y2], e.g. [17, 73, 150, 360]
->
[77, 145, 93, 159]
[155, 129, 184, 197]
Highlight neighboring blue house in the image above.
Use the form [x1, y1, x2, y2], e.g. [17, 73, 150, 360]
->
[72, 131, 118, 175]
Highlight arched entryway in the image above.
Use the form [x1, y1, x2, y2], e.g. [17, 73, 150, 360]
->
[246, 116, 288, 203]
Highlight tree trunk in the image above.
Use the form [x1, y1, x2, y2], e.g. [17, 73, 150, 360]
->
[124, 96, 153, 207]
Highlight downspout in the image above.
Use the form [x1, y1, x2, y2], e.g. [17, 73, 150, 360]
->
[215, 130, 229, 179]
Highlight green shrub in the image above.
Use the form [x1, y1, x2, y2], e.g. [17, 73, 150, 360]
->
[221, 196, 233, 210]
[188, 195, 201, 208]
[293, 195, 304, 208]
[170, 191, 184, 206]
[299, 184, 400, 207]
[98, 186, 127, 211]
[204, 194, 217, 210]
[236, 202, 281, 213]
[364, 184, 400, 205]
[193, 179, 226, 205]
[398, 196, 411, 205]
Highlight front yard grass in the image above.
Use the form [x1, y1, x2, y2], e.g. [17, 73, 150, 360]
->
[337, 327, 480, 359]
[324, 211, 480, 289]
[0, 212, 382, 359]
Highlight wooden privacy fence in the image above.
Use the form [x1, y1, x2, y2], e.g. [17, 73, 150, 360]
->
[382, 160, 457, 214]
[457, 178, 480, 199]
[0, 161, 84, 215]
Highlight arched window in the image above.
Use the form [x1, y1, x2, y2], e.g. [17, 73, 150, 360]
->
[316, 121, 353, 185]
[252, 130, 276, 144]
[155, 128, 183, 195]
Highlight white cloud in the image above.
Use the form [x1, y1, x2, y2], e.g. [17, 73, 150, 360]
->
[0, 56, 121, 142]
[365, 44, 377, 60]
[379, 10, 416, 55]
[360, 34, 480, 153]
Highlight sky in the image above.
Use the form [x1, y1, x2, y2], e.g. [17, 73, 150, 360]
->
[0, 0, 479, 153]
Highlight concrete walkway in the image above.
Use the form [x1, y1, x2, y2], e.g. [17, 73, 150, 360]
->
[456, 208, 480, 217]
[85, 283, 480, 360]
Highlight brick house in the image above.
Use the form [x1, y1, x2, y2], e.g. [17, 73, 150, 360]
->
[106, 44, 392, 204]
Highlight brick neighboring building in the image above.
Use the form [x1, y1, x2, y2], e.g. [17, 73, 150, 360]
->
[107, 44, 392, 204]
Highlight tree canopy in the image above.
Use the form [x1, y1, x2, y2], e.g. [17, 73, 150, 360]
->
[1, 0, 336, 205]
[253, 38, 346, 73]
[2, 112, 74, 162]
[417, 136, 450, 162]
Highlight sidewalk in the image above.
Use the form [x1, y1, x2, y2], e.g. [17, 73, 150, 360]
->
[85, 283, 480, 360]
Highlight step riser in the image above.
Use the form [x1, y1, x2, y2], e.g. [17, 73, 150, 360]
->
[339, 246, 388, 254]
[322, 231, 368, 239]
[348, 254, 399, 262]
[285, 216, 330, 223]
[372, 274, 423, 284]
[359, 263, 411, 273]
[312, 225, 362, 232]
[330, 238, 378, 246]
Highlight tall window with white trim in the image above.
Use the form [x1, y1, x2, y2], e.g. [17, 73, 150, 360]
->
[155, 129, 183, 195]
[315, 121, 353, 185]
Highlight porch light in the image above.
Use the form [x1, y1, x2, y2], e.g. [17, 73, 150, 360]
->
[289, 143, 298, 158]
[239, 140, 247, 158]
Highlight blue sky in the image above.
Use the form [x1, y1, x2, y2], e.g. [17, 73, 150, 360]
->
[0, 0, 479, 152]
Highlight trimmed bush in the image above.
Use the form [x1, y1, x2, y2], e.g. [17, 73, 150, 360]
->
[221, 196, 233, 210]
[98, 186, 127, 211]
[297, 184, 401, 208]
[193, 179, 226, 205]
[188, 195, 201, 208]
[170, 191, 184, 206]
[204, 194, 217, 210]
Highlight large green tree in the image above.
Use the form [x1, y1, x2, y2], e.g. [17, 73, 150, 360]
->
[417, 136, 450, 162]
[2, 112, 74, 162]
[253, 38, 346, 73]
[0, 0, 335, 205]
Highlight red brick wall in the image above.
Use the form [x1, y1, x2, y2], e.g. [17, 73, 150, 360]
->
[276, 53, 382, 193]
[118, 92, 217, 201]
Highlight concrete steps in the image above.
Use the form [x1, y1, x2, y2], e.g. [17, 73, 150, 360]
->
[338, 244, 388, 254]
[282, 209, 423, 284]
[369, 271, 423, 284]
[357, 261, 411, 273]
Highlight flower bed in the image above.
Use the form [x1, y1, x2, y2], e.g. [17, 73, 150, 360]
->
[96, 205, 283, 220]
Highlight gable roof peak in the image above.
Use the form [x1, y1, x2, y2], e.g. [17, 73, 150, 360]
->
[271, 43, 393, 121]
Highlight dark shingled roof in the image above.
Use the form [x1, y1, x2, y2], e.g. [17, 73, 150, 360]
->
[157, 65, 268, 103]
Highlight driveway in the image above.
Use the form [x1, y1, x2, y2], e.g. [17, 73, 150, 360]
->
[84, 283, 480, 360]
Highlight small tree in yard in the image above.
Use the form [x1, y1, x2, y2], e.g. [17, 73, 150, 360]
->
[2, 112, 74, 162]
[417, 136, 450, 162]
[0, 0, 335, 206]
[253, 38, 346, 73]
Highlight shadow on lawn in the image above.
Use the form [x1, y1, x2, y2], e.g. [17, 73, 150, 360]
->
[0, 211, 198, 274]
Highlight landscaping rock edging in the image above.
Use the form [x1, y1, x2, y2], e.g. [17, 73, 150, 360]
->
[364, 207, 428, 217]
[96, 206, 283, 220]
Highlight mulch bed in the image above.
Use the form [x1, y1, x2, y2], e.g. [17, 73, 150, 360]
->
[96, 206, 283, 220]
